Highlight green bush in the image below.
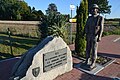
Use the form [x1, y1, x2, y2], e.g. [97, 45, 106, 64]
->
[75, 0, 88, 56]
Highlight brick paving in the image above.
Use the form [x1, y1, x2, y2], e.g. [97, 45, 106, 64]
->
[0, 35, 120, 80]
[0, 58, 20, 80]
[55, 35, 120, 80]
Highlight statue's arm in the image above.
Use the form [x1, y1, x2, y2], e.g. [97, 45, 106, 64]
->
[98, 16, 104, 41]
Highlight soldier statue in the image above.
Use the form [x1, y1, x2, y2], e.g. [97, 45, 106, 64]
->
[84, 4, 104, 70]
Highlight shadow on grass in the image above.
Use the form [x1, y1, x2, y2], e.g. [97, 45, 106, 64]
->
[0, 34, 39, 45]
[0, 52, 14, 60]
[0, 33, 39, 50]
[0, 40, 32, 50]
[11, 37, 39, 46]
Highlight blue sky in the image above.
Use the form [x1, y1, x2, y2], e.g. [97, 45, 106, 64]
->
[25, 0, 120, 19]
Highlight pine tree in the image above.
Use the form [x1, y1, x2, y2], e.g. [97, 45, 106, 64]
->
[75, 0, 88, 57]
[83, 0, 88, 26]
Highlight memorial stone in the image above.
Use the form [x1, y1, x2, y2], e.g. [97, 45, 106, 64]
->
[10, 36, 73, 80]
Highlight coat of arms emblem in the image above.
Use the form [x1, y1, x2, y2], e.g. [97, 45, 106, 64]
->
[32, 67, 40, 77]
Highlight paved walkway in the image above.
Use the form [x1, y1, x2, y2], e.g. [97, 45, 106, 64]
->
[0, 35, 120, 80]
[0, 58, 20, 80]
[55, 35, 120, 80]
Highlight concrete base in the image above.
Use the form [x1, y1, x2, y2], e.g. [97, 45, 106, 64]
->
[74, 58, 115, 75]
[80, 63, 97, 71]
[74, 62, 104, 75]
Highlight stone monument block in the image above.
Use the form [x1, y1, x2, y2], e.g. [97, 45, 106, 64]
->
[10, 36, 73, 80]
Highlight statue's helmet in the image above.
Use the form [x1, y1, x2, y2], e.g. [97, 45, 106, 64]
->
[91, 4, 99, 9]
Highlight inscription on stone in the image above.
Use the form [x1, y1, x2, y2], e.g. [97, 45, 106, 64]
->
[43, 47, 67, 72]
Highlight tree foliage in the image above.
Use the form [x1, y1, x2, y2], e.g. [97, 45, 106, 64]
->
[75, 0, 88, 56]
[44, 3, 70, 43]
[0, 0, 44, 20]
[46, 3, 58, 14]
[88, 0, 111, 14]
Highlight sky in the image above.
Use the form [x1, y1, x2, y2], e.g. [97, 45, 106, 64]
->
[24, 0, 120, 19]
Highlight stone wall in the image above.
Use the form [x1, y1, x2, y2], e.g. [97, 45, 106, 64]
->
[0, 21, 41, 38]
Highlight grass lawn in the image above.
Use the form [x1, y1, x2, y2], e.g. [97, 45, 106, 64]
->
[0, 33, 39, 60]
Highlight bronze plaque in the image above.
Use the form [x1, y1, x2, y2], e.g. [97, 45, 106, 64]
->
[43, 47, 67, 72]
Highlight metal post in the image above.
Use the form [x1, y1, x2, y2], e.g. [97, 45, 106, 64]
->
[71, 10, 72, 18]
[70, 10, 73, 44]
[70, 4, 75, 44]
[8, 28, 13, 55]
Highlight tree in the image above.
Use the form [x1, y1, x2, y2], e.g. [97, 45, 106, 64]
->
[75, 0, 88, 56]
[46, 3, 58, 15]
[0, 0, 44, 20]
[88, 0, 111, 14]
[43, 3, 69, 43]
[45, 3, 59, 26]
[0, 0, 12, 19]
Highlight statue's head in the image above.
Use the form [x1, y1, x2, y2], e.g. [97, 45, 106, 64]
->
[90, 4, 99, 15]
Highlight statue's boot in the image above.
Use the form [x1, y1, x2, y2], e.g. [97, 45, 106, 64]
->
[81, 58, 90, 69]
[90, 59, 96, 69]
[85, 58, 90, 65]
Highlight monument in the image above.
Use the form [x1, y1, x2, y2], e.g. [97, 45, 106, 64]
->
[83, 4, 104, 70]
[10, 36, 73, 80]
